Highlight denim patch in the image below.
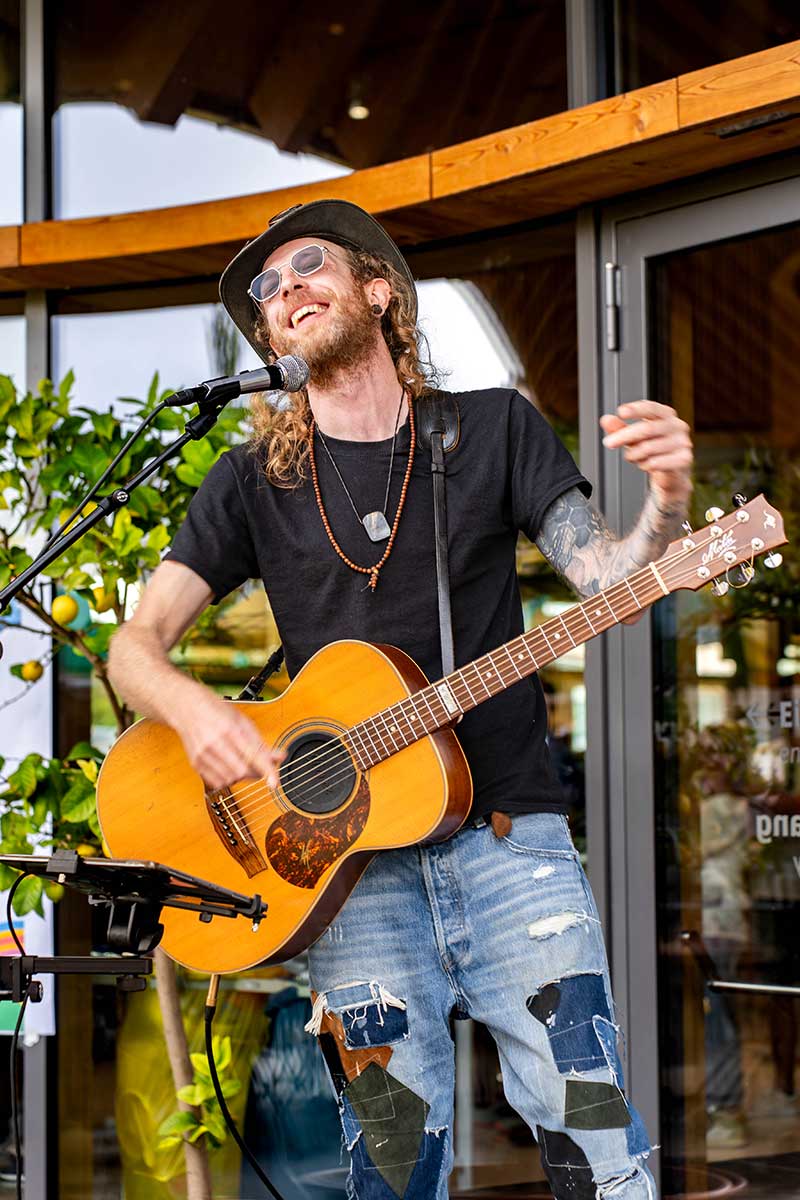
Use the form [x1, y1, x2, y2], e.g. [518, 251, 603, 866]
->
[536, 1126, 596, 1200]
[592, 1017, 652, 1158]
[348, 1126, 446, 1199]
[564, 1079, 631, 1130]
[527, 972, 611, 1074]
[325, 982, 409, 1051]
[625, 1107, 652, 1160]
[344, 1062, 429, 1196]
[593, 1015, 622, 1083]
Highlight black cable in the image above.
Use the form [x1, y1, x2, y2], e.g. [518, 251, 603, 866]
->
[9, 992, 28, 1200]
[204, 1004, 289, 1200]
[6, 875, 27, 955]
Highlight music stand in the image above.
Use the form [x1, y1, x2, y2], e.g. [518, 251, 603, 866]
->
[0, 850, 267, 1002]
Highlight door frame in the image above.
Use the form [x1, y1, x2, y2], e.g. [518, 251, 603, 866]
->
[591, 153, 800, 1181]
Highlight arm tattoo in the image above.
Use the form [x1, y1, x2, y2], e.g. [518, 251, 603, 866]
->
[534, 486, 688, 598]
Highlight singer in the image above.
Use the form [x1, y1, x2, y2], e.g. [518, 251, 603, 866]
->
[108, 199, 692, 1199]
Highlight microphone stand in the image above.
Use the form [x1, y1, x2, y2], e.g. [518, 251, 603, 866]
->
[0, 388, 236, 614]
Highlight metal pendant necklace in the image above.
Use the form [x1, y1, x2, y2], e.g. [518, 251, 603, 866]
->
[308, 393, 416, 591]
[314, 389, 406, 543]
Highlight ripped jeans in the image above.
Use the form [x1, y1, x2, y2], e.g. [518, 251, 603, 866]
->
[306, 812, 656, 1199]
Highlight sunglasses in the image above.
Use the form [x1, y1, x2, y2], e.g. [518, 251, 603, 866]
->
[248, 243, 340, 304]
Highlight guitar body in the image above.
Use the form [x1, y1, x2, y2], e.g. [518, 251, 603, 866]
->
[97, 640, 472, 973]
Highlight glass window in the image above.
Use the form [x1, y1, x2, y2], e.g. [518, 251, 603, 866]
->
[0, 0, 22, 224]
[649, 224, 800, 1193]
[50, 0, 567, 219]
[618, 0, 800, 92]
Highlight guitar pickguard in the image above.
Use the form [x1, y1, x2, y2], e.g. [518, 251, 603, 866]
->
[265, 778, 371, 888]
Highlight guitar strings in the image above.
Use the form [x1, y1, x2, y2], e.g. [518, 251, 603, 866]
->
[217, 525, 750, 833]
[226, 526, 714, 816]
[222, 525, 752, 824]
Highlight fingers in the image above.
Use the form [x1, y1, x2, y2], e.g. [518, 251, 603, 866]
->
[602, 415, 688, 450]
[179, 703, 285, 792]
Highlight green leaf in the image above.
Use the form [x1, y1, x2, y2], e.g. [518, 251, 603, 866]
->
[187, 1124, 210, 1144]
[0, 864, 20, 891]
[189, 1052, 212, 1080]
[220, 1078, 241, 1100]
[202, 1108, 227, 1142]
[175, 464, 205, 487]
[13, 874, 43, 916]
[146, 524, 170, 552]
[212, 1035, 232, 1073]
[66, 741, 104, 761]
[157, 1111, 198, 1138]
[8, 755, 41, 799]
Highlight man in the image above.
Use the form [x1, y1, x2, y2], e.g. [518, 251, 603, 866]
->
[108, 199, 692, 1199]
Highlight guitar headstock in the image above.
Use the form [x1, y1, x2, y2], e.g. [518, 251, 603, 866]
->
[659, 495, 787, 593]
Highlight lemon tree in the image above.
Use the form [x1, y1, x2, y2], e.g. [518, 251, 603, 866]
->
[0, 369, 249, 903]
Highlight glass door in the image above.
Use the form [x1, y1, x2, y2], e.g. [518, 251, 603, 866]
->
[606, 170, 800, 1199]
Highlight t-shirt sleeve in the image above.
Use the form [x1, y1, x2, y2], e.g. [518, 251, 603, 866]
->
[165, 451, 259, 602]
[507, 390, 592, 540]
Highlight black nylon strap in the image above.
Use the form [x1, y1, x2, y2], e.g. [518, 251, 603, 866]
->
[417, 393, 460, 677]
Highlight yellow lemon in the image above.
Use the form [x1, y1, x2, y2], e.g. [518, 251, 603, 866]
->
[43, 881, 65, 903]
[51, 594, 79, 626]
[20, 660, 44, 681]
[76, 843, 98, 857]
[91, 586, 117, 614]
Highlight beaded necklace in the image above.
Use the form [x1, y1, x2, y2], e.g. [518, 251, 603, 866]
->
[308, 396, 416, 591]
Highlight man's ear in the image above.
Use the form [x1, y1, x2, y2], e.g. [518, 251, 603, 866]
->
[367, 277, 392, 312]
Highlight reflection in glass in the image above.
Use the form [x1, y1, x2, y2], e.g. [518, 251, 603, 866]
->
[617, 0, 800, 91]
[650, 225, 800, 1195]
[0, 0, 22, 224]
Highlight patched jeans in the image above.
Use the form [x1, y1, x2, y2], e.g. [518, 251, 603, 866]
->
[307, 812, 656, 1200]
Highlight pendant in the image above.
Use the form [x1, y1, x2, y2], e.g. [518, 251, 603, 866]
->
[362, 511, 391, 542]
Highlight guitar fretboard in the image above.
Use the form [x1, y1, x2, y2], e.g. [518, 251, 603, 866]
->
[344, 560, 668, 770]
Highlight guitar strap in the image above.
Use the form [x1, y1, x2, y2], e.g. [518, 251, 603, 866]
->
[239, 391, 461, 699]
[416, 391, 460, 676]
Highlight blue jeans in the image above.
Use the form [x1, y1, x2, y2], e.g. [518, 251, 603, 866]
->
[307, 813, 656, 1199]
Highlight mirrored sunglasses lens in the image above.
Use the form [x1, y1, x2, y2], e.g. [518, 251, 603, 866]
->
[252, 268, 280, 301]
[292, 245, 326, 276]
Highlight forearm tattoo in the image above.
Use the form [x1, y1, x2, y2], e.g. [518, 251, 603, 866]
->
[534, 486, 688, 598]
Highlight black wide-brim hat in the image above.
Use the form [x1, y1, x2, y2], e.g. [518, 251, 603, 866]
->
[219, 198, 417, 366]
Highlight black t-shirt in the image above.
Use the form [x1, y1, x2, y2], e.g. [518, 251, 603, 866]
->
[166, 388, 591, 819]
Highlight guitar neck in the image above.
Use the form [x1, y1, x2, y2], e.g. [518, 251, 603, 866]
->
[346, 558, 669, 770]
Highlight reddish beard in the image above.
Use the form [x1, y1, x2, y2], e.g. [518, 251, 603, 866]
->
[267, 282, 381, 388]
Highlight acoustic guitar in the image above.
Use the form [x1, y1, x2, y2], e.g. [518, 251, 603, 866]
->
[97, 496, 786, 973]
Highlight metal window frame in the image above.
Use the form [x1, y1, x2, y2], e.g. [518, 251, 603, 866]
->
[597, 152, 800, 1185]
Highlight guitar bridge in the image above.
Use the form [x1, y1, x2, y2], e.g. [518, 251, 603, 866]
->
[205, 788, 267, 878]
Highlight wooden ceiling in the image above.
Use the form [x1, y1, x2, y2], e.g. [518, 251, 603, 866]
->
[53, 0, 567, 171]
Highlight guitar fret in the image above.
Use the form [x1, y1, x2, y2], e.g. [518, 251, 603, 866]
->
[468, 662, 493, 699]
[418, 689, 441, 730]
[580, 606, 597, 635]
[502, 644, 523, 680]
[560, 614, 578, 645]
[376, 709, 403, 752]
[538, 626, 556, 658]
[598, 592, 617, 622]
[364, 718, 388, 759]
[346, 727, 369, 769]
[624, 577, 642, 610]
[393, 700, 418, 743]
[459, 669, 480, 706]
[518, 639, 538, 670]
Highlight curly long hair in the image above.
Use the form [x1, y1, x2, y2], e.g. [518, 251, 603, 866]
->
[249, 248, 438, 487]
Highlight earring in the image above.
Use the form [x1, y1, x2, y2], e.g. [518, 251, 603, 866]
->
[371, 303, 383, 316]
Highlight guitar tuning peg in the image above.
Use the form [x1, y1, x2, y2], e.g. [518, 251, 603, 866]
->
[764, 552, 783, 569]
[704, 507, 724, 523]
[729, 563, 755, 587]
[710, 579, 729, 597]
[681, 520, 694, 535]
[732, 493, 748, 508]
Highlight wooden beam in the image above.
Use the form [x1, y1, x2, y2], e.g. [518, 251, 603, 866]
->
[3, 41, 800, 293]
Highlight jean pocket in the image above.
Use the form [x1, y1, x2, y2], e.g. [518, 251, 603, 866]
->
[499, 812, 578, 859]
[313, 980, 410, 1050]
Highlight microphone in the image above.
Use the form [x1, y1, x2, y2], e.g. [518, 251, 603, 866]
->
[167, 355, 309, 408]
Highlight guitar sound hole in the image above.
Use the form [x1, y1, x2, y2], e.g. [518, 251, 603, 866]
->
[279, 732, 356, 814]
